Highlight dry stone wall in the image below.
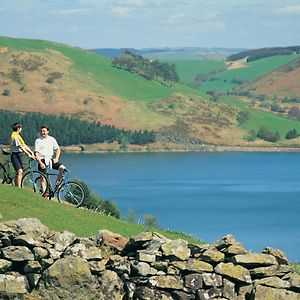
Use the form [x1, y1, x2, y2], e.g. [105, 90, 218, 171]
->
[0, 218, 299, 299]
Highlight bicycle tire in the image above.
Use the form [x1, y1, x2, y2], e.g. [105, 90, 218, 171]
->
[57, 181, 85, 207]
[0, 163, 11, 184]
[21, 171, 49, 196]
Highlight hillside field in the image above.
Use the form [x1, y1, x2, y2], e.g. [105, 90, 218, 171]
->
[1, 36, 300, 146]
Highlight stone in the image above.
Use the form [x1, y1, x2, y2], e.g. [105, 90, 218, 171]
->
[237, 283, 253, 299]
[89, 259, 108, 273]
[170, 260, 187, 271]
[161, 239, 191, 260]
[0, 220, 18, 238]
[223, 278, 236, 299]
[197, 287, 222, 299]
[184, 273, 203, 291]
[64, 242, 103, 260]
[262, 247, 289, 265]
[167, 265, 180, 275]
[283, 272, 300, 291]
[1, 245, 34, 261]
[225, 244, 248, 256]
[41, 256, 94, 288]
[186, 258, 213, 273]
[254, 284, 300, 300]
[188, 243, 205, 257]
[40, 258, 54, 269]
[98, 270, 125, 300]
[13, 234, 43, 248]
[171, 290, 195, 300]
[33, 246, 49, 260]
[17, 218, 49, 237]
[201, 273, 222, 287]
[250, 264, 292, 278]
[134, 286, 171, 300]
[213, 234, 238, 250]
[230, 253, 278, 267]
[137, 250, 156, 263]
[107, 255, 131, 273]
[0, 259, 12, 272]
[26, 273, 41, 289]
[23, 260, 43, 273]
[215, 262, 252, 284]
[96, 229, 128, 252]
[50, 230, 76, 252]
[131, 261, 157, 276]
[149, 275, 184, 290]
[0, 273, 29, 297]
[200, 248, 225, 264]
[0, 235, 11, 247]
[254, 276, 290, 289]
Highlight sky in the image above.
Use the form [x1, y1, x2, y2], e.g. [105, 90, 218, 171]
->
[0, 0, 300, 49]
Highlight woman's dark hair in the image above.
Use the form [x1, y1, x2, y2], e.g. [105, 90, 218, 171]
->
[40, 124, 50, 131]
[12, 122, 22, 132]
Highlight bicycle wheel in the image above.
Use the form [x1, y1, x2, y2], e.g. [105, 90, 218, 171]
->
[21, 171, 48, 195]
[0, 163, 11, 184]
[57, 181, 85, 207]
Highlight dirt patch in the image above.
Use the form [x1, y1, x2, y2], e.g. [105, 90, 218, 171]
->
[226, 58, 248, 70]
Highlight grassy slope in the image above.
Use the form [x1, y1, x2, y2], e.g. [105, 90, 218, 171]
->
[221, 97, 300, 136]
[219, 55, 299, 81]
[0, 184, 203, 244]
[1, 184, 299, 268]
[201, 55, 299, 93]
[170, 60, 226, 84]
[0, 36, 203, 103]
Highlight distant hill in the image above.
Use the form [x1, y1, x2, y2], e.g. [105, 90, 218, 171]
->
[91, 47, 247, 61]
[2, 36, 300, 147]
[227, 46, 300, 62]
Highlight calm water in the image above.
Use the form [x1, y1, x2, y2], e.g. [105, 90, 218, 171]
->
[62, 152, 300, 261]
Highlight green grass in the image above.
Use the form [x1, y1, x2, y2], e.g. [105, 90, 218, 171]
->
[221, 96, 300, 137]
[169, 60, 226, 84]
[200, 80, 239, 93]
[0, 184, 203, 244]
[0, 36, 203, 103]
[292, 263, 300, 275]
[218, 55, 299, 82]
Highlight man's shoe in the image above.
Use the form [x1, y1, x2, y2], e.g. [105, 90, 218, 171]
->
[43, 193, 49, 199]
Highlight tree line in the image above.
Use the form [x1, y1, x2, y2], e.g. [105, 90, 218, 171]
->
[0, 110, 156, 146]
[227, 46, 300, 62]
[111, 50, 179, 84]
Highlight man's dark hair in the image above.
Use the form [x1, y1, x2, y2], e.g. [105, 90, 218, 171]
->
[40, 124, 50, 131]
[12, 122, 22, 132]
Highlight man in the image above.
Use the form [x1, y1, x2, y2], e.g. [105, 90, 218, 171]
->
[34, 125, 66, 193]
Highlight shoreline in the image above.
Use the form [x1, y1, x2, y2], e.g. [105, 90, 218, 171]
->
[60, 143, 300, 153]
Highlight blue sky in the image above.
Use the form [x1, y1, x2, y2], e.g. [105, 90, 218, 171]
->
[1, 0, 300, 49]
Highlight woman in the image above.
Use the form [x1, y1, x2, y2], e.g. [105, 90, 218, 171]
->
[10, 122, 34, 187]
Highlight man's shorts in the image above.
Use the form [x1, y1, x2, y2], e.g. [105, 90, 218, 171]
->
[11, 152, 24, 171]
[38, 159, 62, 174]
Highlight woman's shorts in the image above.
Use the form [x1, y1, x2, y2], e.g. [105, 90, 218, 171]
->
[11, 152, 24, 171]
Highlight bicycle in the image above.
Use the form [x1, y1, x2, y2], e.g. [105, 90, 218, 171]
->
[42, 169, 85, 208]
[0, 149, 48, 196]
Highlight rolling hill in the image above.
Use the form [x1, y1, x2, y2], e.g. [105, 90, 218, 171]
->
[1, 36, 300, 147]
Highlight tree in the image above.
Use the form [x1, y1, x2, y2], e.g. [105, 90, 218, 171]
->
[286, 129, 298, 139]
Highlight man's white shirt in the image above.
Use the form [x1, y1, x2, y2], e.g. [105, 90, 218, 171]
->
[35, 136, 59, 166]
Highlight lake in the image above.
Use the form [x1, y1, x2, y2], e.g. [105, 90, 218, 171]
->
[62, 152, 300, 261]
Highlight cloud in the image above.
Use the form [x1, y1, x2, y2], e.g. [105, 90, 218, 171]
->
[54, 8, 91, 15]
[163, 14, 188, 25]
[112, 0, 145, 7]
[110, 6, 135, 17]
[275, 5, 300, 15]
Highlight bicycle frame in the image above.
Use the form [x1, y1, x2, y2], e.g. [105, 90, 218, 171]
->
[45, 169, 68, 198]
[1, 151, 34, 184]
